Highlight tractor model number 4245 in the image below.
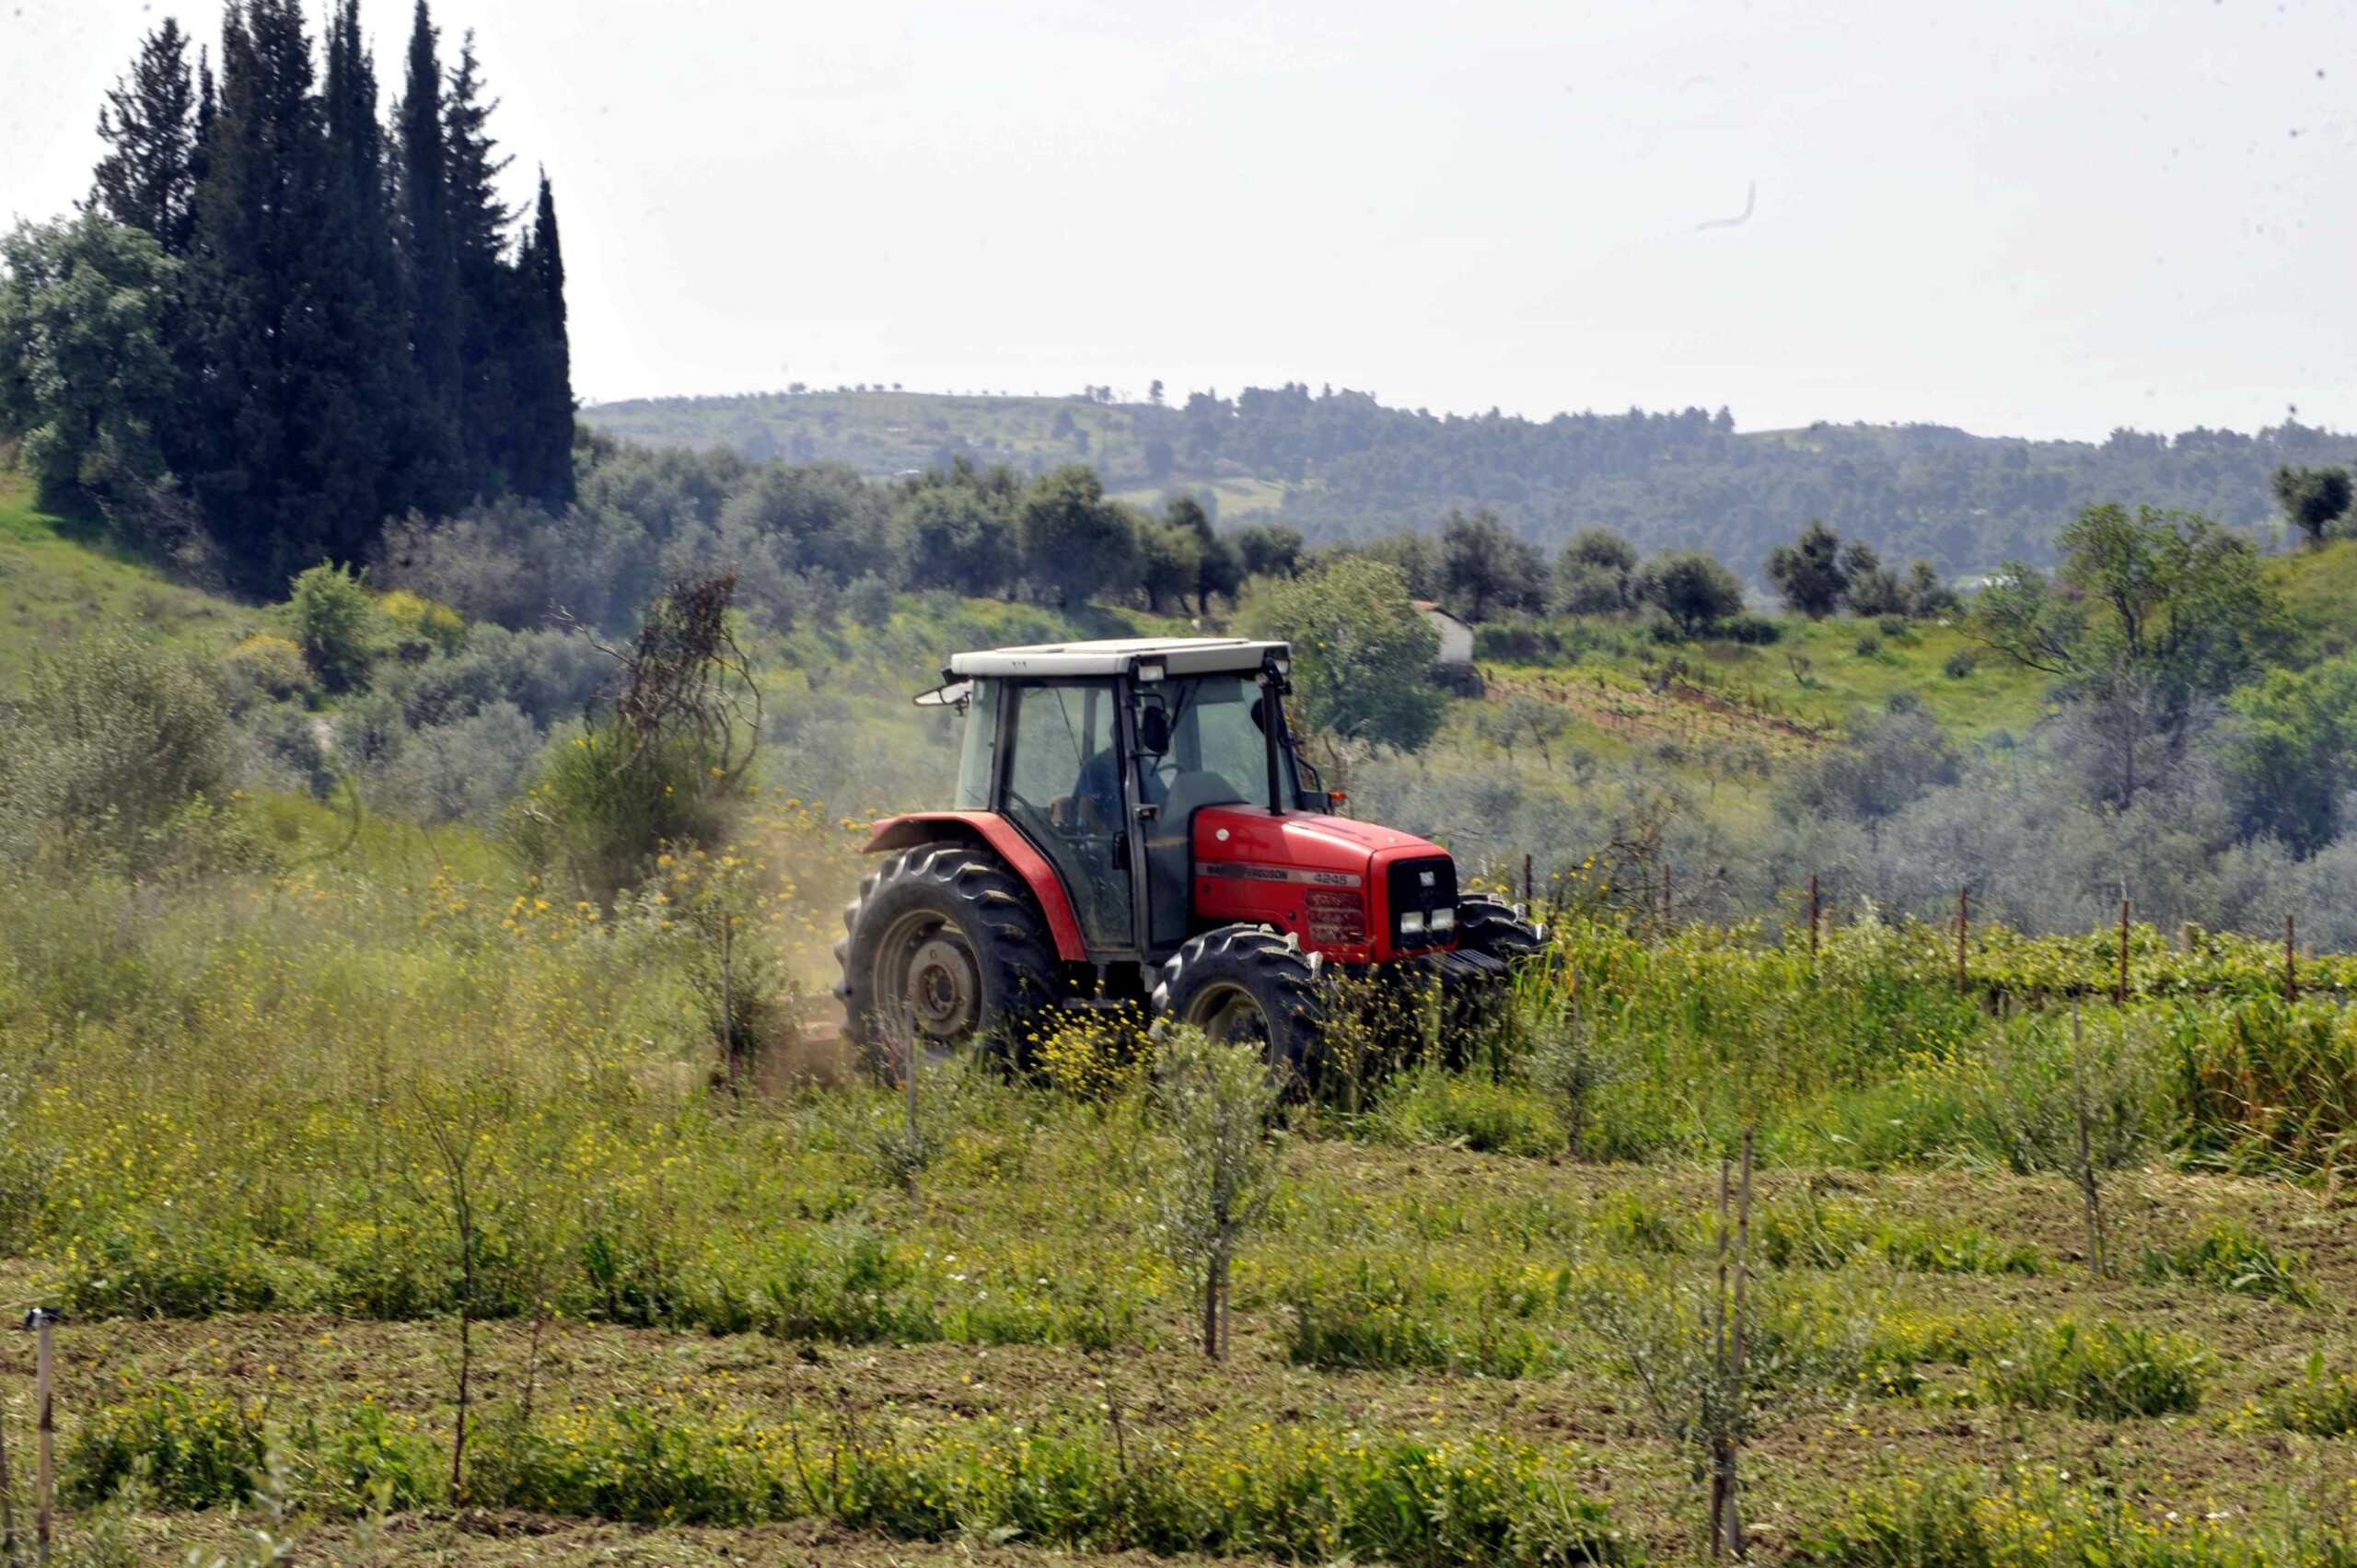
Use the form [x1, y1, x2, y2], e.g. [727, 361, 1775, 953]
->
[834, 636, 1543, 1076]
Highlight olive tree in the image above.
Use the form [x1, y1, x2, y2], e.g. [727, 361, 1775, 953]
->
[1151, 1026, 1282, 1359]
[1243, 555, 1445, 755]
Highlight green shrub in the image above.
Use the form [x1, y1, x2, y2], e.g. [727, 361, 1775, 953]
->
[1853, 632, 1883, 657]
[221, 632, 315, 706]
[377, 587, 467, 660]
[1943, 648, 1976, 679]
[470, 1403, 1628, 1562]
[1980, 1318, 2210, 1419]
[2173, 1000, 2357, 1179]
[1877, 1219, 2042, 1276]
[0, 632, 232, 873]
[1282, 1259, 1567, 1376]
[1373, 1068, 1562, 1157]
[288, 560, 380, 692]
[1716, 612, 1784, 645]
[2264, 1351, 2357, 1437]
[68, 1383, 267, 1509]
[1757, 1194, 1876, 1269]
[286, 1400, 447, 1513]
[1804, 1466, 2351, 1567]
[1877, 614, 1910, 639]
[2136, 1219, 2316, 1306]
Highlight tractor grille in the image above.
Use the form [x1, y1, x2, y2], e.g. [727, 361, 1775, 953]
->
[1386, 855, 1457, 949]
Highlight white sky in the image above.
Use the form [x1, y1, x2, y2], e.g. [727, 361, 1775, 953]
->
[5, 0, 2352, 440]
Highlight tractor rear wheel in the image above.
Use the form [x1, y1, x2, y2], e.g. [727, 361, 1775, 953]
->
[1455, 895, 1547, 964]
[834, 842, 1057, 1072]
[1151, 924, 1326, 1086]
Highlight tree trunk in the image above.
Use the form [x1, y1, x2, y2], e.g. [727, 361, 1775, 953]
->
[1203, 1246, 1225, 1360]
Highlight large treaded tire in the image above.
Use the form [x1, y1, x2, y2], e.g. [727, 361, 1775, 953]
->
[1455, 895, 1547, 964]
[833, 842, 1058, 1071]
[1150, 923, 1327, 1087]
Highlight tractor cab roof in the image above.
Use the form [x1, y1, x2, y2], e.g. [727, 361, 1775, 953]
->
[946, 637, 1289, 679]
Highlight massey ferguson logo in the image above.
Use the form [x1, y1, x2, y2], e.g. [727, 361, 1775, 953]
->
[1198, 862, 1364, 889]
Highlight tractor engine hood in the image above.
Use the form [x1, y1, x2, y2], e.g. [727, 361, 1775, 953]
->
[1189, 806, 1455, 963]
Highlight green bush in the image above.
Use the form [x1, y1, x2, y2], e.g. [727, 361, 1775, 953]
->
[69, 1383, 267, 1509]
[0, 632, 232, 873]
[1853, 632, 1883, 657]
[471, 1401, 1629, 1563]
[1804, 1466, 2353, 1567]
[2264, 1351, 2357, 1437]
[1980, 1318, 2210, 1419]
[288, 561, 381, 692]
[1943, 648, 1976, 679]
[1282, 1260, 1567, 1376]
[1876, 1219, 2042, 1276]
[221, 633, 315, 707]
[1715, 612, 1784, 645]
[378, 587, 467, 660]
[505, 716, 722, 899]
[1372, 1068, 1562, 1156]
[2136, 1219, 2316, 1306]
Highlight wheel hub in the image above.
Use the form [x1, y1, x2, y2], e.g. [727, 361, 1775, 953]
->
[903, 932, 981, 1039]
[1189, 982, 1271, 1049]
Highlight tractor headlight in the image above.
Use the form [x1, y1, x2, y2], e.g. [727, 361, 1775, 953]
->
[1399, 910, 1425, 935]
[1430, 907, 1455, 932]
[1136, 657, 1167, 684]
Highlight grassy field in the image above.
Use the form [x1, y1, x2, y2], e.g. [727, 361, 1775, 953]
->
[3, 812, 2356, 1563]
[0, 472, 262, 686]
[7, 486, 2357, 1563]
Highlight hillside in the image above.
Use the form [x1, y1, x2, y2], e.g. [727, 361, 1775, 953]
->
[582, 387, 2357, 579]
[0, 471, 263, 684]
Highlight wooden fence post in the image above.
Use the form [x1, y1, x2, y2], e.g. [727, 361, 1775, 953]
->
[0, 1374, 15, 1568]
[2286, 913, 2298, 1005]
[25, 1310, 56, 1568]
[1522, 853, 1534, 912]
[2070, 1003, 2107, 1277]
[2121, 898, 2132, 1004]
[1956, 887, 1968, 997]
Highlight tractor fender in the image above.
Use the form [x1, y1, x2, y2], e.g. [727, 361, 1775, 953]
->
[861, 812, 1087, 961]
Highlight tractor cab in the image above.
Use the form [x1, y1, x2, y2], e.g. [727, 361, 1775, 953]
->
[835, 637, 1542, 1070]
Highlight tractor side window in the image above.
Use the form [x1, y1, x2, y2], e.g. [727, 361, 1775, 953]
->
[1189, 676, 1269, 805]
[953, 679, 999, 810]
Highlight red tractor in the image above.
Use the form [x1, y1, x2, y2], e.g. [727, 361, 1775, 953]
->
[834, 636, 1542, 1074]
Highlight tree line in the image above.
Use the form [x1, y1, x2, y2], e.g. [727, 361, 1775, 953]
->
[0, 0, 572, 590]
[582, 383, 2357, 580]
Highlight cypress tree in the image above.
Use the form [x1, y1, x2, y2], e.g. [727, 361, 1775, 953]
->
[514, 169, 574, 508]
[443, 30, 519, 497]
[314, 0, 403, 557]
[183, 0, 375, 585]
[398, 0, 463, 510]
[91, 18, 200, 254]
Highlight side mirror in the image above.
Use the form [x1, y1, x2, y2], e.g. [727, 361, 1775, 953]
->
[1138, 703, 1171, 756]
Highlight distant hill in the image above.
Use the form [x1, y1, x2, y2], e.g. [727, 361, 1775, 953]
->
[582, 387, 2357, 580]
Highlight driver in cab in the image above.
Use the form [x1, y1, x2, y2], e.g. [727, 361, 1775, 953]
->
[1068, 702, 1175, 831]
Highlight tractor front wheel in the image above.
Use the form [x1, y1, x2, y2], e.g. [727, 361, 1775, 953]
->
[835, 842, 1057, 1073]
[1151, 924, 1327, 1087]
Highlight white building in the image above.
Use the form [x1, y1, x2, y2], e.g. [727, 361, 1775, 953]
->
[1413, 601, 1475, 667]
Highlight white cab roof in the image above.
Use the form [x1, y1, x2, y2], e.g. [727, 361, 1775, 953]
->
[948, 637, 1287, 679]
